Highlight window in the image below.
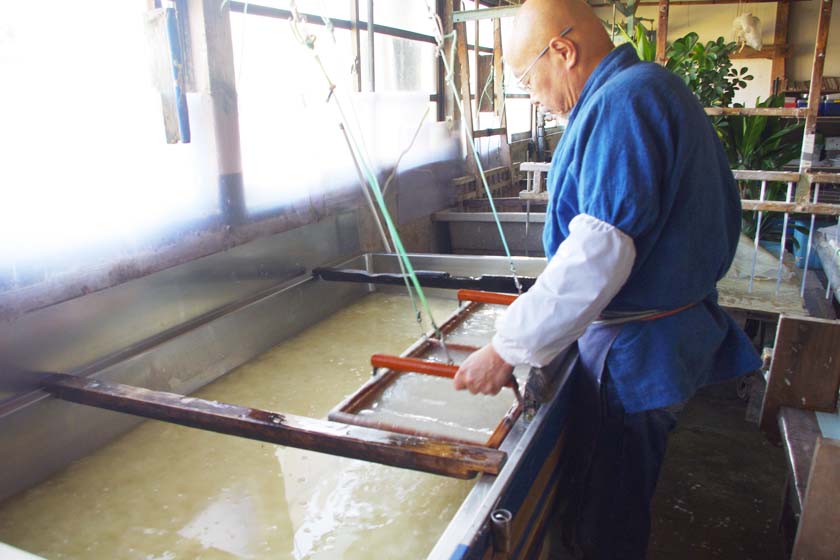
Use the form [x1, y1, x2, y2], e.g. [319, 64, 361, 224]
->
[374, 35, 437, 93]
[368, 1, 436, 35]
[231, 12, 361, 211]
[359, 0, 441, 118]
[0, 1, 207, 271]
[247, 0, 351, 20]
[231, 5, 441, 212]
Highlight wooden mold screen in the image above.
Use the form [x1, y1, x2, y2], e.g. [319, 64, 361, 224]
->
[329, 290, 523, 449]
[40, 372, 505, 479]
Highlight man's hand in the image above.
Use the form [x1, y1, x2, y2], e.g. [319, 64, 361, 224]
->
[453, 343, 515, 396]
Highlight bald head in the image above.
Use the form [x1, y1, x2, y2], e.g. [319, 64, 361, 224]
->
[508, 0, 614, 114]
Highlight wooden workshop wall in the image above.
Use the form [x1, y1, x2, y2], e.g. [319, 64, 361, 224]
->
[595, 0, 839, 101]
[789, 0, 840, 81]
[594, 4, 777, 105]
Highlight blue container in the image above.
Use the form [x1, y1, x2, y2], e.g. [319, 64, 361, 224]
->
[755, 217, 789, 259]
[793, 218, 832, 269]
[795, 100, 840, 115]
[759, 240, 782, 258]
[820, 101, 840, 116]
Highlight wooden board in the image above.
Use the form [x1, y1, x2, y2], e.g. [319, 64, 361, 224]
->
[493, 17, 513, 184]
[792, 437, 840, 559]
[455, 20, 478, 179]
[329, 299, 523, 448]
[778, 407, 821, 514]
[759, 315, 840, 441]
[41, 372, 506, 479]
[770, 0, 790, 83]
[655, 0, 669, 65]
[797, 0, 834, 182]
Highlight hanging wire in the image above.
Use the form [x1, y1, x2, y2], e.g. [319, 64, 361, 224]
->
[313, 8, 434, 341]
[287, 2, 454, 361]
[477, 65, 496, 116]
[747, 180, 766, 293]
[423, 1, 523, 294]
[339, 123, 393, 255]
[339, 121, 426, 339]
[383, 106, 431, 197]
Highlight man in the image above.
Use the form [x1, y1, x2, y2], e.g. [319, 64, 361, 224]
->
[452, 0, 762, 557]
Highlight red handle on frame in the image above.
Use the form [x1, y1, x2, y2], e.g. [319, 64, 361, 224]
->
[371, 354, 458, 378]
[370, 354, 518, 390]
[456, 290, 518, 306]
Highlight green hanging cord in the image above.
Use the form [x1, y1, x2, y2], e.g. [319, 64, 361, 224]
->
[289, 4, 454, 362]
[342, 113, 454, 360]
[339, 123, 427, 340]
[341, 122, 453, 358]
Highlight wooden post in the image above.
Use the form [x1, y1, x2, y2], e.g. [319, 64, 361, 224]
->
[492, 19, 504, 115]
[444, 0, 457, 125]
[759, 315, 840, 441]
[187, 0, 245, 225]
[792, 437, 840, 558]
[494, 18, 514, 189]
[456, 20, 479, 178]
[771, 0, 791, 87]
[436, 0, 446, 122]
[656, 0, 670, 65]
[796, 0, 833, 192]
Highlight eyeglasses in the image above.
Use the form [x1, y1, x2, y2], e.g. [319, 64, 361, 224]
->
[514, 26, 573, 92]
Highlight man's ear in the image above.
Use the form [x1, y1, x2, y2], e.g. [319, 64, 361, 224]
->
[550, 36, 578, 69]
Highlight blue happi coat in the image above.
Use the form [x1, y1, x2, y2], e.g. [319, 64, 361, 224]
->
[544, 44, 761, 413]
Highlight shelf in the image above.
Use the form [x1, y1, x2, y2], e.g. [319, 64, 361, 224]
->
[705, 107, 806, 117]
[781, 77, 840, 95]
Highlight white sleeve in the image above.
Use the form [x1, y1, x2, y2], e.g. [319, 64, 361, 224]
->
[491, 213, 636, 367]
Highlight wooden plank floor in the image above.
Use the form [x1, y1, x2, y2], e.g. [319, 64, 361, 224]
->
[649, 381, 788, 560]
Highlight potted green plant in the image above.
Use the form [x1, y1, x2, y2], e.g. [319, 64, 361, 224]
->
[615, 26, 752, 110]
[664, 33, 751, 109]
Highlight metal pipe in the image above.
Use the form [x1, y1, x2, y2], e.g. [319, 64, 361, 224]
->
[166, 2, 191, 143]
[801, 183, 821, 298]
[775, 181, 794, 296]
[338, 124, 392, 253]
[535, 109, 547, 162]
[490, 508, 513, 557]
[748, 180, 767, 293]
[524, 199, 531, 258]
